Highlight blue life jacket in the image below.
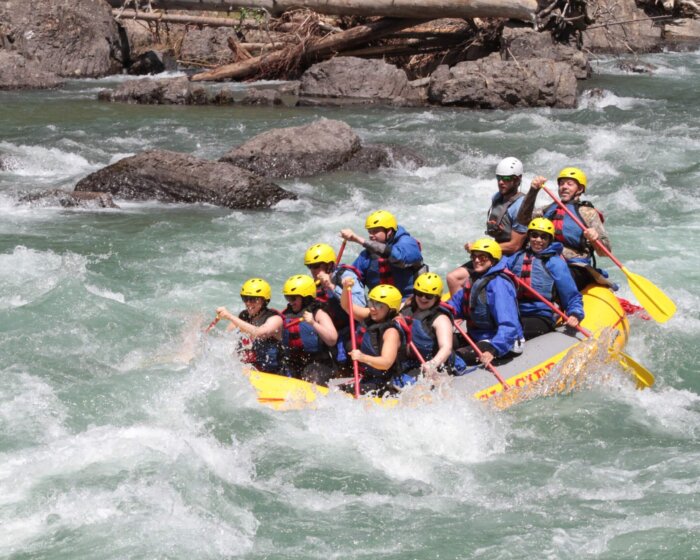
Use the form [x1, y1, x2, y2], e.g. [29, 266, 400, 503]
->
[358, 318, 406, 382]
[352, 225, 423, 297]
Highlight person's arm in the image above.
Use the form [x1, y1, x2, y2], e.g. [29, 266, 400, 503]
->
[549, 257, 584, 325]
[387, 234, 423, 267]
[331, 270, 367, 307]
[350, 327, 400, 371]
[515, 176, 547, 227]
[303, 309, 338, 346]
[425, 313, 454, 367]
[579, 206, 611, 255]
[499, 231, 526, 256]
[339, 278, 371, 321]
[486, 279, 523, 357]
[216, 307, 283, 339]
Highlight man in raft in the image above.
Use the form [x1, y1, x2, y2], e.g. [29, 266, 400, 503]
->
[340, 209, 425, 298]
[447, 157, 528, 294]
[505, 218, 584, 340]
[304, 242, 366, 372]
[515, 167, 615, 291]
[446, 238, 525, 367]
[215, 278, 283, 373]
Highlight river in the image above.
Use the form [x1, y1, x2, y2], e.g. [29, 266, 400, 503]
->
[1, 50, 699, 559]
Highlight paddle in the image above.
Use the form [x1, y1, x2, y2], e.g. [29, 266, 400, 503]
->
[503, 269, 655, 388]
[336, 239, 347, 265]
[541, 185, 676, 324]
[204, 315, 220, 333]
[452, 320, 510, 391]
[345, 282, 361, 398]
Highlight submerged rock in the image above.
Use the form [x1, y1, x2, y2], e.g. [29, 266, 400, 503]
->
[74, 150, 295, 209]
[19, 190, 120, 209]
[98, 77, 207, 105]
[219, 119, 362, 179]
[338, 144, 426, 173]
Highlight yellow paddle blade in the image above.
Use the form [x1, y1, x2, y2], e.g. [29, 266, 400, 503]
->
[621, 266, 676, 324]
[618, 352, 655, 389]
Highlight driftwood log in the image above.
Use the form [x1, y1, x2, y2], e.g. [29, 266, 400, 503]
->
[189, 17, 428, 81]
[106, 0, 538, 22]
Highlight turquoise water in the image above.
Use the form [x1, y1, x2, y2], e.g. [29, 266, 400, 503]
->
[1, 53, 699, 558]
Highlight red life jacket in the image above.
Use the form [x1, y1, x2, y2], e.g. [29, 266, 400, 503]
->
[516, 252, 536, 301]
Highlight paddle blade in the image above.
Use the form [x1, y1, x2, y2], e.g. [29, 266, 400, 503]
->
[618, 352, 655, 389]
[621, 266, 676, 324]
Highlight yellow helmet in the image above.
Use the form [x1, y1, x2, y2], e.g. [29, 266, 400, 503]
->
[304, 243, 336, 266]
[240, 278, 271, 302]
[365, 210, 397, 231]
[413, 272, 443, 296]
[557, 167, 587, 191]
[528, 217, 555, 238]
[368, 284, 402, 312]
[470, 238, 502, 261]
[282, 275, 316, 299]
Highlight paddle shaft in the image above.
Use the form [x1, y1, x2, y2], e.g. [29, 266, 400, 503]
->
[504, 269, 655, 388]
[503, 270, 591, 338]
[345, 285, 361, 399]
[541, 184, 676, 324]
[336, 239, 347, 266]
[452, 321, 510, 391]
[204, 316, 221, 333]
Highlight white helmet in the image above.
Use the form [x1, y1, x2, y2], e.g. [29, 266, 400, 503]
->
[496, 157, 523, 177]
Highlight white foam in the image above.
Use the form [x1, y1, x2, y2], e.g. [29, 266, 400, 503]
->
[0, 247, 87, 309]
[85, 284, 126, 303]
[0, 141, 98, 183]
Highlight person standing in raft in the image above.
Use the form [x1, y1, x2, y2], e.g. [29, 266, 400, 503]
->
[279, 274, 338, 385]
[341, 282, 407, 395]
[340, 209, 425, 298]
[215, 278, 283, 373]
[516, 167, 614, 291]
[396, 272, 468, 387]
[505, 218, 585, 340]
[446, 238, 525, 367]
[446, 157, 529, 294]
[304, 242, 366, 372]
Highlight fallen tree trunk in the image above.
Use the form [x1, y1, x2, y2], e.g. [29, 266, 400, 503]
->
[190, 17, 427, 81]
[107, 0, 537, 22]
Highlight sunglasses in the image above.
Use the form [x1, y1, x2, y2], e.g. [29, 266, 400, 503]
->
[471, 252, 492, 261]
[529, 231, 551, 240]
[368, 300, 388, 310]
[415, 291, 437, 300]
[241, 296, 262, 303]
[285, 295, 302, 303]
[306, 263, 323, 270]
[496, 175, 517, 182]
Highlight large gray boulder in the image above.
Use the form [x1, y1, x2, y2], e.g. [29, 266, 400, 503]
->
[74, 150, 295, 209]
[300, 57, 423, 106]
[219, 119, 362, 179]
[501, 26, 591, 80]
[428, 54, 577, 109]
[0, 0, 125, 82]
[0, 51, 64, 89]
